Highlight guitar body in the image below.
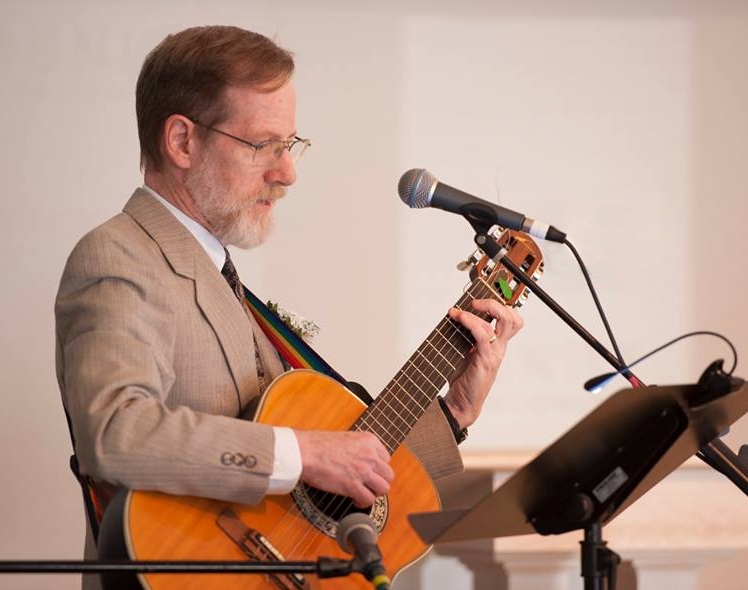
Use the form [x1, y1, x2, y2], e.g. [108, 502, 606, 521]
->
[116, 370, 440, 589]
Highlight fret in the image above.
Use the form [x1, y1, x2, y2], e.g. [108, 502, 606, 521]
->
[352, 308, 481, 449]
[403, 356, 443, 392]
[476, 276, 503, 302]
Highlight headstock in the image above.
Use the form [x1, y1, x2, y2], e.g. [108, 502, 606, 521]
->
[458, 228, 544, 308]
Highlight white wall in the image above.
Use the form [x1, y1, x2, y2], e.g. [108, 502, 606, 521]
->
[1, 1, 747, 588]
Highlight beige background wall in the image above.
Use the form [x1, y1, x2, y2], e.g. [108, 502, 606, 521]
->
[0, 0, 746, 588]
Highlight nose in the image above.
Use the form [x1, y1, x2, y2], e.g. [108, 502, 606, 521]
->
[264, 150, 297, 187]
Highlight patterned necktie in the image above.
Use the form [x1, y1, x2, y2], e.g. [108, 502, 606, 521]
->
[221, 251, 268, 393]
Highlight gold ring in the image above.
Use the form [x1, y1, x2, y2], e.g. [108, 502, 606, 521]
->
[488, 334, 498, 344]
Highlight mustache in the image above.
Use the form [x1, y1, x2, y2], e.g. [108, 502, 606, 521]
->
[254, 186, 286, 203]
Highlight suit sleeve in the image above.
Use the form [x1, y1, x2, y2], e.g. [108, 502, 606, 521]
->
[56, 227, 275, 505]
[405, 400, 464, 480]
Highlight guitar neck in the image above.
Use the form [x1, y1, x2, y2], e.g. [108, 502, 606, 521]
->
[351, 276, 499, 454]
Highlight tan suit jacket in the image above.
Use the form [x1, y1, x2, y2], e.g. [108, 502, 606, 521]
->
[56, 189, 462, 509]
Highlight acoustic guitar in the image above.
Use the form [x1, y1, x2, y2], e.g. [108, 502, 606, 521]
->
[97, 229, 543, 589]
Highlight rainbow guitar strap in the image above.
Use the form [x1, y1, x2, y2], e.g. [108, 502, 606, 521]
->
[242, 285, 348, 386]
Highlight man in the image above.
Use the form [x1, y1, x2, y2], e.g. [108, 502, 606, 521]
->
[55, 25, 523, 588]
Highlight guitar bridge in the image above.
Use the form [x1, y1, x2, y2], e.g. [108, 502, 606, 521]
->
[216, 508, 308, 589]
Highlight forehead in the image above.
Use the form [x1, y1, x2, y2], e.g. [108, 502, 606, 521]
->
[223, 82, 297, 137]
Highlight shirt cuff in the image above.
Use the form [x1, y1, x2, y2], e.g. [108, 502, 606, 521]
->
[267, 427, 302, 494]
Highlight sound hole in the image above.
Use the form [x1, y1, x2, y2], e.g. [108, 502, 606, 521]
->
[290, 483, 389, 538]
[305, 485, 360, 519]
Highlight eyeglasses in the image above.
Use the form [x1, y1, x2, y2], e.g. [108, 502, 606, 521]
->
[187, 117, 311, 165]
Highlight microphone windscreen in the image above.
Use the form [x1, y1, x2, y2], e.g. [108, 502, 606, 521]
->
[335, 512, 378, 554]
[398, 168, 436, 208]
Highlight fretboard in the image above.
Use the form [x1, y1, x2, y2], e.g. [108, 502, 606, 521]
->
[351, 275, 501, 453]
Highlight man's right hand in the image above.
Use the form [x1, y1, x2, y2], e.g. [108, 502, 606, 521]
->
[294, 430, 393, 508]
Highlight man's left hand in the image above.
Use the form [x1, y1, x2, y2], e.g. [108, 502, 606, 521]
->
[443, 298, 524, 430]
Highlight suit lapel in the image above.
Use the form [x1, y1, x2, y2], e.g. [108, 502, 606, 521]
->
[122, 189, 263, 410]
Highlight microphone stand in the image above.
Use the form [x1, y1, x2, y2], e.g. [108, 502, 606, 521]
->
[0, 556, 354, 578]
[473, 230, 643, 387]
[470, 222, 748, 589]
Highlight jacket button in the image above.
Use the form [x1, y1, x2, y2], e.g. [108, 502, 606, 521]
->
[220, 452, 258, 468]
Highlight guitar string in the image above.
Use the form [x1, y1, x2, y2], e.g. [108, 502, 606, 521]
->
[272, 294, 479, 561]
[278, 245, 530, 559]
[256, 377, 433, 558]
[290, 299, 491, 558]
[275, 315, 469, 560]
[284, 294, 506, 568]
[335, 290, 478, 450]
[274, 281, 492, 561]
[356, 240, 529, 454]
[292, 278, 496, 532]
[276, 315, 475, 564]
[261, 265, 506, 564]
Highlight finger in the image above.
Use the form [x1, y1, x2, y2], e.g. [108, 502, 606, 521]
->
[448, 307, 495, 345]
[470, 297, 506, 315]
[470, 298, 508, 324]
[374, 440, 391, 462]
[372, 460, 395, 484]
[350, 483, 377, 508]
[364, 472, 391, 497]
[494, 306, 524, 338]
[471, 299, 524, 337]
[358, 432, 391, 462]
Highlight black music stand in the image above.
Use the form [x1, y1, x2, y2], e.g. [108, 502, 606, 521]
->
[409, 377, 748, 589]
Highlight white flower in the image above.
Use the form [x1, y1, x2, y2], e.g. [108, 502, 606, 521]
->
[267, 301, 321, 342]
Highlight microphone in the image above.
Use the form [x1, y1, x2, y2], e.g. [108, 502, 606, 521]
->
[336, 513, 391, 590]
[398, 168, 566, 243]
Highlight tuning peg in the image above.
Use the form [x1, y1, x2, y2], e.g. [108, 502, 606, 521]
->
[456, 249, 483, 272]
[532, 261, 545, 281]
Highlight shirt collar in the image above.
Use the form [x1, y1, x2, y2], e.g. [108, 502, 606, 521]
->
[142, 184, 226, 270]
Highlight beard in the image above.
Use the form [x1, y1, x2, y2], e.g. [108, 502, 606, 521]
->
[186, 155, 286, 249]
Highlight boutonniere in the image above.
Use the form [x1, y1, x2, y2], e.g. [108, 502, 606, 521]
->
[267, 301, 321, 342]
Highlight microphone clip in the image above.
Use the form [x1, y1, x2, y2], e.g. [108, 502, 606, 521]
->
[689, 359, 735, 407]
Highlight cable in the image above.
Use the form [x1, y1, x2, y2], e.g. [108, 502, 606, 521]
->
[584, 330, 738, 393]
[563, 238, 627, 367]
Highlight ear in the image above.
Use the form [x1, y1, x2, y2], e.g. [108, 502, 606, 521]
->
[161, 114, 199, 170]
